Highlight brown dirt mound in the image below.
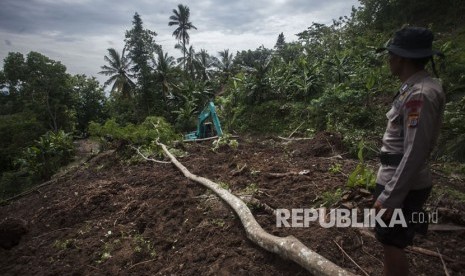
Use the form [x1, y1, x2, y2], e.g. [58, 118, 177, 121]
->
[1, 135, 464, 275]
[285, 131, 345, 157]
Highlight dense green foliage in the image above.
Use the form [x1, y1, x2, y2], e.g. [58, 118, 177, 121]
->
[1, 0, 465, 198]
[15, 131, 75, 180]
[0, 52, 106, 198]
[88, 117, 178, 146]
[0, 112, 46, 173]
[1, 131, 74, 199]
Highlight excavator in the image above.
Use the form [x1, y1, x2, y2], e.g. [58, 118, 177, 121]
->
[184, 101, 223, 141]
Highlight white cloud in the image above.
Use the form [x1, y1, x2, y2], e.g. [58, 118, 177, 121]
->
[0, 0, 360, 85]
[0, 30, 125, 78]
[190, 30, 275, 56]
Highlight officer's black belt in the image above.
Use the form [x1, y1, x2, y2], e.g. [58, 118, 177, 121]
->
[379, 152, 403, 166]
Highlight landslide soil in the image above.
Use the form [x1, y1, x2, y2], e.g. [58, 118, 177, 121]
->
[1, 133, 464, 276]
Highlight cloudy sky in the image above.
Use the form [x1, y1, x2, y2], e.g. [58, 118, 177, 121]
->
[0, 0, 360, 85]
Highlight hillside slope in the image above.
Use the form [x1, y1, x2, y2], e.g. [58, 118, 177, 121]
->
[1, 135, 464, 275]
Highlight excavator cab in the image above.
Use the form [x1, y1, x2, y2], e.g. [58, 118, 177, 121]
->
[184, 101, 223, 141]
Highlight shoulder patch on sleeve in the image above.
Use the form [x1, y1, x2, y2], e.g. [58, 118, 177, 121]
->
[405, 100, 423, 109]
[404, 99, 423, 116]
[408, 112, 420, 128]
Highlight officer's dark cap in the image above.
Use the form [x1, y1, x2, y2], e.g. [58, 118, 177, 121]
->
[377, 27, 442, 58]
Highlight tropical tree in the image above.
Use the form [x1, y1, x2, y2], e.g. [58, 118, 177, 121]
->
[216, 49, 234, 81]
[233, 46, 273, 69]
[176, 44, 196, 79]
[22, 52, 75, 132]
[125, 13, 159, 75]
[153, 48, 182, 119]
[168, 4, 197, 70]
[172, 94, 198, 131]
[0, 52, 27, 115]
[125, 12, 161, 119]
[194, 49, 216, 81]
[153, 48, 176, 101]
[325, 53, 351, 83]
[99, 48, 134, 98]
[274, 32, 286, 50]
[0, 51, 77, 182]
[72, 75, 107, 133]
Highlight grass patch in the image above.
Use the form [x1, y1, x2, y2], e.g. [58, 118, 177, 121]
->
[318, 188, 343, 208]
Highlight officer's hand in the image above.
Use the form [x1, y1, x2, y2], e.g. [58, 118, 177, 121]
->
[373, 200, 394, 222]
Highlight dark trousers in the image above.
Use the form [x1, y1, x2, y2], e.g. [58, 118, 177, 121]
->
[373, 184, 432, 248]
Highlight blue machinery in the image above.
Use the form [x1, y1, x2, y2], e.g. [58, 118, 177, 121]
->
[184, 101, 223, 141]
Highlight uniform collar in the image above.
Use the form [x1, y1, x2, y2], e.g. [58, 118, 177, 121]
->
[392, 70, 429, 101]
[399, 70, 430, 94]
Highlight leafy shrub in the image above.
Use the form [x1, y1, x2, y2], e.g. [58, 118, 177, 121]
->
[212, 134, 239, 152]
[221, 100, 315, 134]
[347, 141, 376, 190]
[172, 96, 198, 132]
[319, 188, 343, 208]
[312, 84, 385, 157]
[15, 130, 75, 180]
[88, 116, 179, 145]
[0, 112, 47, 172]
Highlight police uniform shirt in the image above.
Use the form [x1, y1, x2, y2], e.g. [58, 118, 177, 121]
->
[376, 70, 445, 208]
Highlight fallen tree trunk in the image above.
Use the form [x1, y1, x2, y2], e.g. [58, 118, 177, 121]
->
[157, 142, 355, 276]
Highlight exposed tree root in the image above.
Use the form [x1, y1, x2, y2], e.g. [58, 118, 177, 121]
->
[157, 142, 356, 276]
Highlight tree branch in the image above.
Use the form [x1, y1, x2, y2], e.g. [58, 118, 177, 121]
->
[131, 146, 170, 164]
[334, 240, 370, 276]
[278, 136, 313, 141]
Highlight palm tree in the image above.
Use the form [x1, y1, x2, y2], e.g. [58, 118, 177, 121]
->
[176, 44, 196, 79]
[152, 48, 176, 115]
[99, 48, 134, 98]
[194, 49, 216, 81]
[216, 49, 234, 80]
[168, 4, 197, 70]
[153, 48, 176, 99]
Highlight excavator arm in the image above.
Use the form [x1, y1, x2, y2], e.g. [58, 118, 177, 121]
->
[185, 101, 223, 141]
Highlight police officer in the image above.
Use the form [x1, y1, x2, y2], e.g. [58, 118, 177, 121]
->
[374, 27, 445, 276]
